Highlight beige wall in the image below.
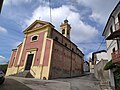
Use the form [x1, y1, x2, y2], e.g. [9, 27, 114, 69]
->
[94, 60, 109, 81]
[89, 61, 94, 73]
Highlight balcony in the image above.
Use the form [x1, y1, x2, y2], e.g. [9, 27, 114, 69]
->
[106, 21, 120, 40]
[112, 50, 120, 64]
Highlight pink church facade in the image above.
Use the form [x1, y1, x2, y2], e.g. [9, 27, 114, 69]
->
[6, 20, 84, 79]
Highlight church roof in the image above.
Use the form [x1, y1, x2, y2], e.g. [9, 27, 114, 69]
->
[23, 20, 54, 34]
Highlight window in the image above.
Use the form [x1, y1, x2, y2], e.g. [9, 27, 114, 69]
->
[62, 29, 65, 34]
[55, 37, 58, 41]
[72, 48, 74, 51]
[31, 35, 38, 41]
[117, 39, 120, 49]
[118, 12, 120, 21]
[113, 47, 115, 53]
[67, 31, 69, 35]
[110, 26, 113, 33]
[65, 43, 67, 47]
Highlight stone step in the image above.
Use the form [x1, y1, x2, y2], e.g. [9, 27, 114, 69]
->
[11, 70, 34, 78]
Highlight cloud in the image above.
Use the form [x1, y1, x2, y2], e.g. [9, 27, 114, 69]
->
[3, 0, 115, 62]
[0, 55, 7, 64]
[25, 5, 98, 43]
[76, 0, 119, 25]
[86, 52, 92, 60]
[4, 0, 32, 5]
[0, 26, 7, 33]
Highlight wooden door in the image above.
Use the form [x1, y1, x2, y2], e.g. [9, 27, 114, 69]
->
[25, 54, 34, 70]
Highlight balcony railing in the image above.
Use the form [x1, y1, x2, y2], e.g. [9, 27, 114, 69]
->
[115, 21, 120, 31]
[112, 50, 120, 63]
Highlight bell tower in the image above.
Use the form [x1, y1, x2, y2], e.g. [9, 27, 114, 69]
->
[60, 19, 71, 39]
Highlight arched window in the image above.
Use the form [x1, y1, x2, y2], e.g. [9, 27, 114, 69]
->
[55, 37, 58, 41]
[62, 29, 65, 34]
[67, 31, 69, 35]
[31, 35, 38, 41]
[72, 48, 74, 51]
[65, 43, 67, 47]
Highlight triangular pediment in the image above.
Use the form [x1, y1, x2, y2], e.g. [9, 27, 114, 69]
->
[32, 23, 45, 29]
[24, 20, 54, 34]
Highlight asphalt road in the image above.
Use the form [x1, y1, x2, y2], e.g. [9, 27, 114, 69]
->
[55, 73, 101, 90]
[0, 78, 32, 90]
[0, 73, 101, 90]
[1, 77, 70, 90]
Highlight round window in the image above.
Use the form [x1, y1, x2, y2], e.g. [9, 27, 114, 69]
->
[32, 36, 38, 41]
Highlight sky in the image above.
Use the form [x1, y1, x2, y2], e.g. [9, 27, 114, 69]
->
[0, 0, 119, 64]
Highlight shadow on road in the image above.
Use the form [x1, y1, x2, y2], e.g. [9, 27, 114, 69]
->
[0, 78, 32, 90]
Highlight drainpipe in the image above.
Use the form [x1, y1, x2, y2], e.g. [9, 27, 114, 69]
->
[70, 49, 73, 78]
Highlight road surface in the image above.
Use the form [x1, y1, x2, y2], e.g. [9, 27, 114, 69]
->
[0, 74, 101, 90]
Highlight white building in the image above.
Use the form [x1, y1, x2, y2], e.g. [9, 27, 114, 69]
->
[102, 1, 120, 90]
[92, 50, 108, 64]
[90, 50, 108, 74]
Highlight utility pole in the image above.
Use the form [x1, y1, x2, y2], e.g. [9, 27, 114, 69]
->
[49, 0, 52, 23]
[0, 0, 4, 13]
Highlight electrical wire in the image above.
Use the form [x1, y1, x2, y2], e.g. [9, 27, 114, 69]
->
[77, 42, 106, 44]
[96, 38, 105, 51]
[106, 40, 117, 51]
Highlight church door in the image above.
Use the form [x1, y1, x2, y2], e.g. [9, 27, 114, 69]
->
[25, 54, 34, 70]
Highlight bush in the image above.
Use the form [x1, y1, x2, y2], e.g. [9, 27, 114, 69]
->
[0, 64, 8, 74]
[114, 69, 120, 90]
[104, 60, 115, 70]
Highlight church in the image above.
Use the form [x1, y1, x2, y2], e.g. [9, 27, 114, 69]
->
[6, 19, 84, 79]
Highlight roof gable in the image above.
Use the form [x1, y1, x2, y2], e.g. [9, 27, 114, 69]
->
[32, 23, 44, 29]
[24, 20, 54, 33]
[102, 1, 120, 36]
